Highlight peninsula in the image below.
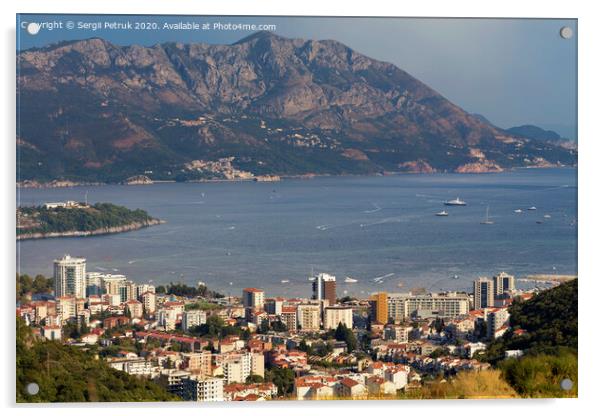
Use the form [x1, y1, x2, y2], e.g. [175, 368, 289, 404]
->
[16, 201, 163, 240]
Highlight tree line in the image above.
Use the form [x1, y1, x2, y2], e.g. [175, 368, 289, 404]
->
[18, 203, 156, 235]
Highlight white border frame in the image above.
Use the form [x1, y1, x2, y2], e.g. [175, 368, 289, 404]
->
[2, 1, 600, 415]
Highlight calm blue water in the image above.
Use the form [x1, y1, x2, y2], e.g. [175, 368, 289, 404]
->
[16, 168, 577, 298]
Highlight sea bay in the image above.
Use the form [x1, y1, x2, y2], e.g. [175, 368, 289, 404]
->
[16, 168, 577, 298]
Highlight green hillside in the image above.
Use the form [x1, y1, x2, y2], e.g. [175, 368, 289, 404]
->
[481, 280, 578, 397]
[16, 318, 178, 402]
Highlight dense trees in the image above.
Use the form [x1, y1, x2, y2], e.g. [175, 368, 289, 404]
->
[184, 300, 219, 311]
[245, 374, 264, 384]
[189, 315, 225, 338]
[265, 367, 295, 396]
[480, 280, 578, 398]
[335, 322, 357, 352]
[499, 348, 577, 398]
[16, 318, 178, 403]
[188, 315, 248, 340]
[155, 282, 224, 299]
[270, 320, 288, 333]
[18, 203, 157, 236]
[484, 279, 578, 363]
[17, 273, 53, 302]
[507, 279, 577, 350]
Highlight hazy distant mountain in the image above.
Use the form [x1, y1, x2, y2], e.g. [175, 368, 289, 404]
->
[16, 32, 576, 183]
[506, 125, 563, 142]
[506, 124, 576, 151]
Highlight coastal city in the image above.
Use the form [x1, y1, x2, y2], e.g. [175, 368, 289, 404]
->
[13, 13, 579, 405]
[16, 252, 565, 401]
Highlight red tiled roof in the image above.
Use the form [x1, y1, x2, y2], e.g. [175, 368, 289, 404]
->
[339, 378, 359, 388]
[368, 376, 385, 384]
[163, 301, 184, 307]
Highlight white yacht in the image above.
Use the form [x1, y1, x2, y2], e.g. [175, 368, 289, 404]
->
[344, 276, 358, 283]
[514, 209, 523, 213]
[436, 211, 449, 217]
[444, 197, 467, 206]
[528, 206, 537, 211]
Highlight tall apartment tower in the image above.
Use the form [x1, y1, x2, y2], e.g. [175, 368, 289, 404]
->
[312, 273, 337, 306]
[296, 303, 321, 331]
[54, 255, 86, 299]
[369, 292, 389, 324]
[493, 272, 515, 296]
[101, 274, 127, 296]
[473, 277, 494, 309]
[242, 288, 265, 310]
[85, 272, 103, 297]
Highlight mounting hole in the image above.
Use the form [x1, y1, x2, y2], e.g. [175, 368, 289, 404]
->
[26, 22, 40, 35]
[560, 378, 573, 391]
[26, 382, 39, 395]
[560, 26, 573, 40]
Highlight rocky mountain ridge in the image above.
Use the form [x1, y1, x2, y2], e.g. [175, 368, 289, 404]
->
[17, 32, 576, 182]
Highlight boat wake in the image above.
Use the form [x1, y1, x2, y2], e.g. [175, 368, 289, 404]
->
[363, 203, 382, 214]
[373, 272, 395, 282]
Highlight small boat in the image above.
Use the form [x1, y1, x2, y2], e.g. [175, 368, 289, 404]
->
[344, 276, 358, 283]
[543, 214, 552, 219]
[452, 274, 459, 280]
[444, 197, 467, 206]
[536, 220, 544, 224]
[480, 206, 494, 225]
[436, 211, 449, 217]
[280, 279, 290, 284]
[514, 209, 523, 213]
[528, 206, 537, 211]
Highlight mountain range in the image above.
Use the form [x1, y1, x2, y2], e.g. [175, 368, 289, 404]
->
[16, 31, 577, 183]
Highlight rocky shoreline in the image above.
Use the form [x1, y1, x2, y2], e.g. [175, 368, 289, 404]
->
[17, 219, 165, 241]
[16, 165, 574, 189]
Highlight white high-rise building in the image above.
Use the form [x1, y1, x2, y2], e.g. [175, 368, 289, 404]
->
[323, 306, 353, 330]
[486, 308, 510, 339]
[101, 274, 127, 296]
[242, 288, 265, 309]
[182, 310, 207, 332]
[181, 376, 224, 401]
[141, 291, 157, 314]
[312, 273, 337, 306]
[220, 352, 253, 384]
[136, 283, 156, 299]
[297, 303, 321, 331]
[387, 292, 470, 321]
[54, 255, 86, 299]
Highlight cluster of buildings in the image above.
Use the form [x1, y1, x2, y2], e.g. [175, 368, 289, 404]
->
[18, 255, 532, 401]
[183, 157, 254, 180]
